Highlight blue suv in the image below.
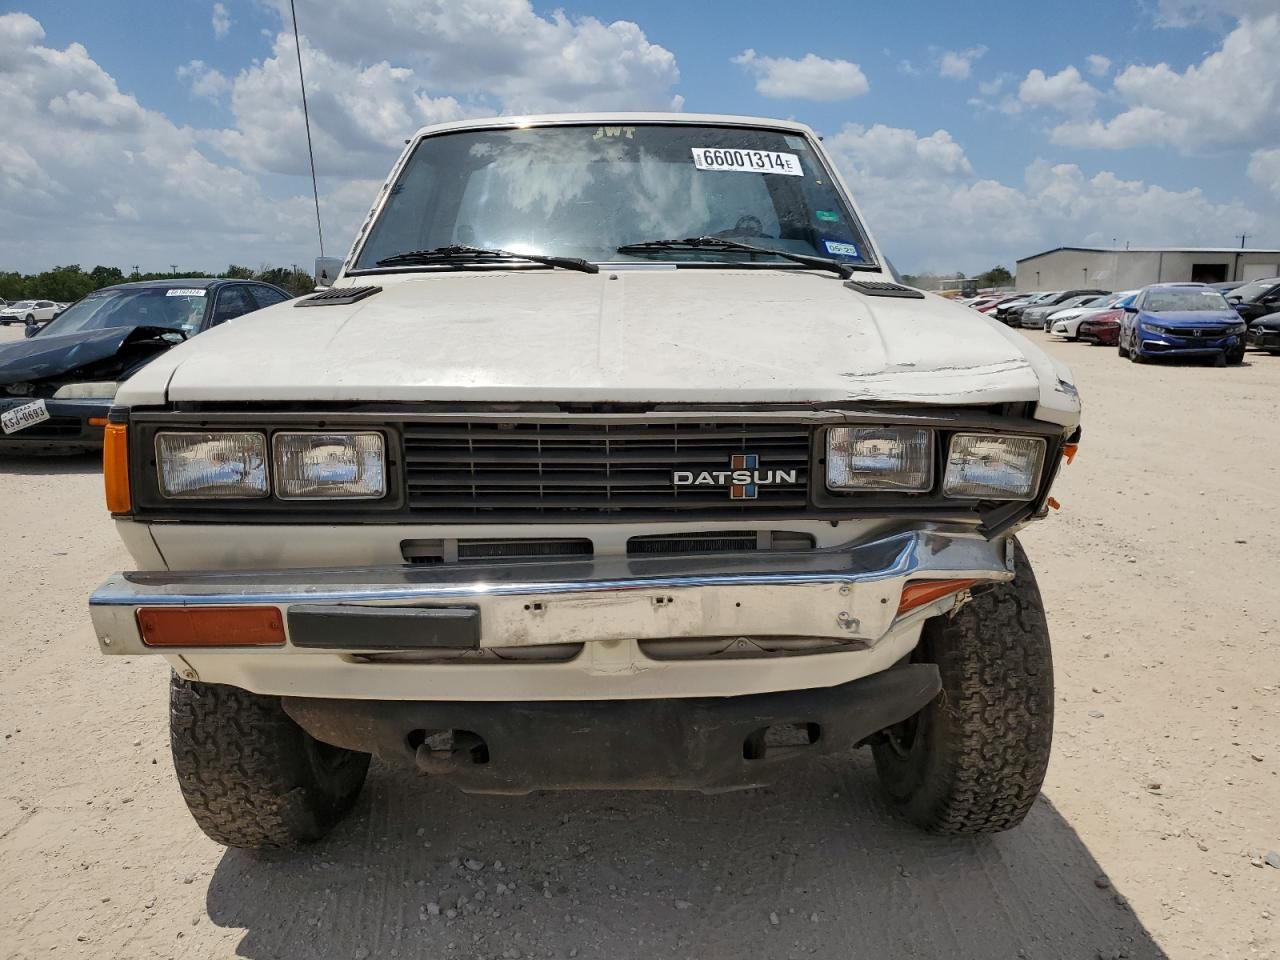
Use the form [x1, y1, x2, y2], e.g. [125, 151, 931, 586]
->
[1118, 283, 1247, 366]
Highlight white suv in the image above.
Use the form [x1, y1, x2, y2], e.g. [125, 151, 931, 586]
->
[0, 299, 58, 325]
[88, 113, 1081, 851]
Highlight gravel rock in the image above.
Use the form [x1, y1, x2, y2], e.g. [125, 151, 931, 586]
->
[1094, 876, 1110, 889]
[674, 899, 692, 910]
[1265, 851, 1280, 869]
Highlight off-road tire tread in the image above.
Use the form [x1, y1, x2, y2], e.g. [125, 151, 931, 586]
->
[873, 540, 1053, 835]
[169, 674, 370, 851]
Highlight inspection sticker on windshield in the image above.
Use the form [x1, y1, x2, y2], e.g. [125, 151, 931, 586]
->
[165, 288, 206, 297]
[824, 240, 862, 258]
[2, 399, 50, 435]
[691, 148, 803, 176]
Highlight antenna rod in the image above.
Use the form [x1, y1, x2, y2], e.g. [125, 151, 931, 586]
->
[290, 0, 325, 258]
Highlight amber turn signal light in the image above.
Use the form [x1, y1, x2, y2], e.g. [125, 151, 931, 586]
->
[897, 579, 980, 615]
[103, 422, 131, 514]
[137, 606, 286, 647]
[1063, 443, 1079, 464]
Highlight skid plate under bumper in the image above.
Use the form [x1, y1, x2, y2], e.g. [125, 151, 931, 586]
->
[282, 662, 940, 794]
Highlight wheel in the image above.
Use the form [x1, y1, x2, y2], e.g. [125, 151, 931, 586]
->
[24, 314, 33, 325]
[169, 673, 370, 851]
[1225, 346, 1245, 365]
[872, 540, 1053, 835]
[1117, 330, 1129, 358]
[1128, 335, 1144, 363]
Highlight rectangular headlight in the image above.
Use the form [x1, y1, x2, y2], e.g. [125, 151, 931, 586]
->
[155, 432, 269, 499]
[273, 432, 386, 500]
[943, 434, 1045, 500]
[826, 427, 933, 492]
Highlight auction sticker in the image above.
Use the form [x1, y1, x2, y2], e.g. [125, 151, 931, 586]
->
[165, 288, 207, 297]
[824, 240, 862, 258]
[691, 148, 803, 176]
[2, 399, 50, 435]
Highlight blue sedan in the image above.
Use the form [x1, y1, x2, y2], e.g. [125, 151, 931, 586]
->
[1118, 284, 1247, 366]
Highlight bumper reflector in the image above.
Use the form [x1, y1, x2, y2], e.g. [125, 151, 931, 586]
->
[137, 606, 286, 647]
[897, 579, 980, 616]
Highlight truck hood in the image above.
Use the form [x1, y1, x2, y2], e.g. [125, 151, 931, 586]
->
[122, 270, 1079, 423]
[0, 325, 175, 385]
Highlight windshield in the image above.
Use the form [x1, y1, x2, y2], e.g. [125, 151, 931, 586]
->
[353, 123, 875, 271]
[6, 301, 34, 309]
[36, 288, 207, 337]
[1145, 288, 1231, 312]
[1232, 278, 1278, 302]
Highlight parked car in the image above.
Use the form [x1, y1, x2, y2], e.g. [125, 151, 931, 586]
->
[0, 299, 59, 325]
[1210, 280, 1248, 295]
[1049, 291, 1138, 340]
[0, 278, 290, 452]
[1008, 289, 1110, 328]
[1118, 283, 1246, 365]
[1022, 294, 1107, 330]
[1077, 308, 1123, 346]
[995, 292, 1056, 324]
[1225, 277, 1280, 329]
[1246, 310, 1280, 355]
[86, 111, 1081, 852]
[979, 294, 1027, 315]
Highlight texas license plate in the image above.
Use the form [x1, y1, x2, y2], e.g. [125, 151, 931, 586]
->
[1, 399, 50, 434]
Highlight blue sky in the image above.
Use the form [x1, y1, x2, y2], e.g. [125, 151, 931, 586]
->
[3, 0, 1278, 274]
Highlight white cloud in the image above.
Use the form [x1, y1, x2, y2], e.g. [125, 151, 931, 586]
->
[1053, 14, 1280, 152]
[1018, 66, 1100, 115]
[177, 60, 229, 100]
[0, 12, 325, 271]
[1249, 148, 1280, 198]
[977, 75, 1007, 96]
[260, 0, 679, 113]
[939, 46, 987, 80]
[1086, 54, 1111, 76]
[823, 123, 1265, 273]
[897, 59, 920, 77]
[732, 49, 869, 101]
[211, 2, 230, 39]
[1154, 0, 1276, 27]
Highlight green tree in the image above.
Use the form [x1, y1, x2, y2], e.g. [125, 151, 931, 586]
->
[976, 265, 1013, 288]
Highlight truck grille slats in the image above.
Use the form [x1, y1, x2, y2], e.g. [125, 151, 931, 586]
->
[402, 421, 811, 517]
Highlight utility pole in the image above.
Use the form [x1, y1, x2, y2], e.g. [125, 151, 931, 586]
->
[131, 264, 139, 278]
[1235, 232, 1251, 249]
[170, 264, 178, 277]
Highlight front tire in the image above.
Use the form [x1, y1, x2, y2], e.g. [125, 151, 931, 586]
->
[169, 674, 371, 851]
[872, 541, 1053, 835]
[1225, 346, 1245, 365]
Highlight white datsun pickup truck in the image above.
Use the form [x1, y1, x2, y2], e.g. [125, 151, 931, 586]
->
[89, 113, 1081, 851]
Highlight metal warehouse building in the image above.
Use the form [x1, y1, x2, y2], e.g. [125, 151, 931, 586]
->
[1015, 246, 1280, 291]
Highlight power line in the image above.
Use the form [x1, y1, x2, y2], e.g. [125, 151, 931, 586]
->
[290, 0, 325, 258]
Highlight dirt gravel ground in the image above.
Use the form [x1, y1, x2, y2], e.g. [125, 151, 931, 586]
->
[1, 323, 1278, 960]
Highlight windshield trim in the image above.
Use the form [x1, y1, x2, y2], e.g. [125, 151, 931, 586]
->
[345, 120, 882, 278]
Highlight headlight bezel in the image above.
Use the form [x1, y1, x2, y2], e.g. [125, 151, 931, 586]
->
[133, 420, 403, 515]
[271, 430, 388, 501]
[824, 426, 936, 493]
[942, 433, 1047, 502]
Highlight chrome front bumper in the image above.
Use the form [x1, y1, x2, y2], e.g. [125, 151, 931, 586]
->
[89, 529, 1014, 700]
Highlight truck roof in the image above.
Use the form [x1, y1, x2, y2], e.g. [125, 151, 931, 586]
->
[409, 112, 819, 142]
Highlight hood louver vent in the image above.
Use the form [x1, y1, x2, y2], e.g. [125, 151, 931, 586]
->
[844, 280, 925, 299]
[295, 286, 382, 307]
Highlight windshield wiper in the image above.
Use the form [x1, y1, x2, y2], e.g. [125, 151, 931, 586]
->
[616, 236, 871, 278]
[375, 244, 598, 274]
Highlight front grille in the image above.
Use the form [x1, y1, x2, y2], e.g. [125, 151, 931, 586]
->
[402, 538, 593, 564]
[402, 421, 811, 518]
[1163, 327, 1229, 339]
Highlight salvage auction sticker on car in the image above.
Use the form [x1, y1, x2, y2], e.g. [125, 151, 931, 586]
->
[691, 148, 803, 176]
[2, 399, 50, 435]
